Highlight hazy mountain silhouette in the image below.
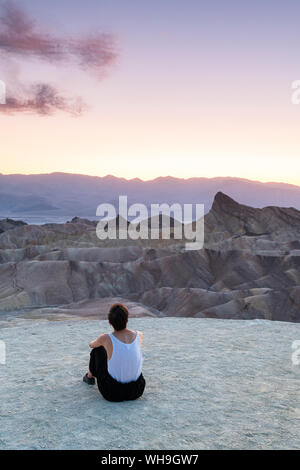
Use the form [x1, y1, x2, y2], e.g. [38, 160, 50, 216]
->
[0, 172, 300, 218]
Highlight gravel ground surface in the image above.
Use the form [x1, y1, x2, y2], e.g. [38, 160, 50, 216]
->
[0, 316, 299, 449]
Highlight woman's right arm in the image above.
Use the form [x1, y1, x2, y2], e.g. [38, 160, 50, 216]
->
[89, 333, 107, 348]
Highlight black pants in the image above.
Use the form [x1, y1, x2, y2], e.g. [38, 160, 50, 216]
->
[89, 346, 146, 402]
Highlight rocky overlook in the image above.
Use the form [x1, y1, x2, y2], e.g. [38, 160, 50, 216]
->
[0, 317, 299, 449]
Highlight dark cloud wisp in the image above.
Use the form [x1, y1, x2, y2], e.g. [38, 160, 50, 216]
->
[0, 1, 118, 115]
[2, 83, 86, 116]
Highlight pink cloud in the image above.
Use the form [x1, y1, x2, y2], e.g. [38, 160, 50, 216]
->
[2, 82, 86, 116]
[0, 1, 118, 115]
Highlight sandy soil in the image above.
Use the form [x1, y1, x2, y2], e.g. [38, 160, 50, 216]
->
[0, 316, 299, 449]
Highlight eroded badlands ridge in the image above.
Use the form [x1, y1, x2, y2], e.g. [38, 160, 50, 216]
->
[0, 192, 299, 321]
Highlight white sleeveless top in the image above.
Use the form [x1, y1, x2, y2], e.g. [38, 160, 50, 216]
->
[107, 331, 143, 384]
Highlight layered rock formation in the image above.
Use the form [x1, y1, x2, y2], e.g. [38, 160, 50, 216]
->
[0, 218, 27, 234]
[0, 192, 299, 321]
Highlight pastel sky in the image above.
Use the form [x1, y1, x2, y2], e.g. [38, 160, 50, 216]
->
[0, 0, 300, 184]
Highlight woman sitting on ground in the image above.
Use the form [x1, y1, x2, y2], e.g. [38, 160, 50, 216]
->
[83, 303, 146, 402]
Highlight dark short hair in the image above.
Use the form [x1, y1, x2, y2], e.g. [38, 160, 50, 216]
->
[108, 303, 129, 331]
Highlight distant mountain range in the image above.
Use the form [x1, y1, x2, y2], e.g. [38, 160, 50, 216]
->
[1, 172, 300, 219]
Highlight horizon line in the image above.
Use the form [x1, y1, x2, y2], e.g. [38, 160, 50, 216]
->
[1, 171, 300, 189]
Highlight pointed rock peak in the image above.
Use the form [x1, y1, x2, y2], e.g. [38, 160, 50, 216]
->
[115, 214, 130, 227]
[212, 192, 240, 210]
